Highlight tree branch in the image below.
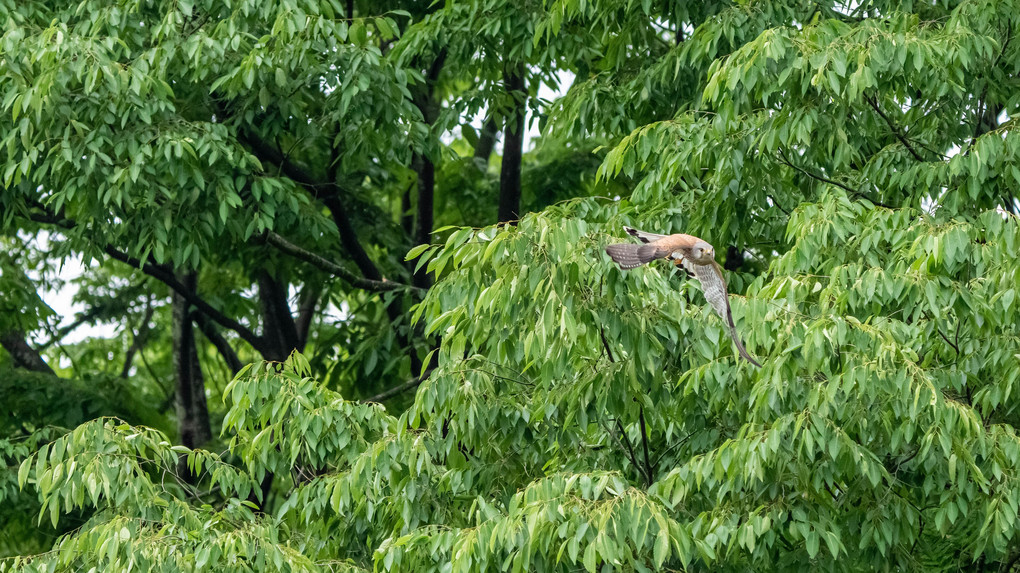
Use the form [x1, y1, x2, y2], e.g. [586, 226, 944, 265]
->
[240, 131, 384, 281]
[599, 326, 616, 363]
[263, 231, 420, 292]
[776, 149, 892, 208]
[101, 247, 267, 352]
[22, 207, 268, 352]
[1, 330, 56, 375]
[38, 309, 100, 350]
[193, 311, 244, 374]
[361, 368, 436, 403]
[864, 93, 925, 162]
[613, 419, 646, 485]
[120, 297, 155, 378]
[638, 406, 654, 487]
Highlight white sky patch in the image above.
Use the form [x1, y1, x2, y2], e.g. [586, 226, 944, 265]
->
[449, 69, 575, 153]
[25, 231, 117, 345]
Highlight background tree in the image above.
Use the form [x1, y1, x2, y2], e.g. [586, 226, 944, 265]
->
[3, 0, 1020, 571]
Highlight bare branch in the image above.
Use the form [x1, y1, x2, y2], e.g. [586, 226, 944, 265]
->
[22, 207, 268, 352]
[239, 131, 384, 281]
[102, 247, 266, 352]
[776, 149, 892, 208]
[361, 368, 436, 403]
[263, 231, 420, 293]
[864, 93, 925, 162]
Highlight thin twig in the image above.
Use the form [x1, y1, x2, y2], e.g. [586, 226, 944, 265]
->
[776, 149, 892, 208]
[23, 207, 267, 352]
[638, 407, 654, 487]
[263, 231, 418, 293]
[777, 149, 859, 196]
[864, 93, 925, 162]
[361, 368, 436, 403]
[599, 326, 616, 363]
[613, 419, 646, 484]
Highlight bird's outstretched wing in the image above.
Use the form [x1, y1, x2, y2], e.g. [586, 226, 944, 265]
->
[605, 242, 670, 269]
[687, 261, 762, 368]
[606, 227, 699, 269]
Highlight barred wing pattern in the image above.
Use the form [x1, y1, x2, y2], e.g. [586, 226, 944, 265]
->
[604, 243, 670, 269]
[685, 260, 763, 368]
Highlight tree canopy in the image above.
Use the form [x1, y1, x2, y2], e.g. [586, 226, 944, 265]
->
[2, 0, 1020, 570]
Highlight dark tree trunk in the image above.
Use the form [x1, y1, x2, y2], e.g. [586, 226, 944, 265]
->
[1, 330, 55, 375]
[498, 64, 526, 224]
[413, 157, 435, 288]
[171, 272, 212, 449]
[474, 117, 499, 168]
[257, 271, 300, 361]
[401, 180, 414, 237]
[409, 49, 446, 289]
[294, 285, 320, 351]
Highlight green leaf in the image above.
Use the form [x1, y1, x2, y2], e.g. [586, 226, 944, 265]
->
[406, 243, 431, 261]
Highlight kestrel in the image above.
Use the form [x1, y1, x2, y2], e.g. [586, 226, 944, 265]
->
[606, 227, 762, 367]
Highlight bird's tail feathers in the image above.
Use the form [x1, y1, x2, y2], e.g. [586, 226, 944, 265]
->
[605, 243, 661, 269]
[728, 324, 763, 368]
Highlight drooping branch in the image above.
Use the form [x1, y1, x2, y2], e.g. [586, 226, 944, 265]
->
[777, 149, 859, 195]
[776, 149, 892, 208]
[360, 368, 436, 403]
[263, 231, 419, 292]
[102, 247, 267, 352]
[1, 330, 56, 375]
[864, 94, 925, 162]
[22, 207, 267, 352]
[193, 311, 243, 374]
[240, 131, 384, 281]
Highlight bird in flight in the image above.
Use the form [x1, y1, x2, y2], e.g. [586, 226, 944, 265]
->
[606, 226, 762, 367]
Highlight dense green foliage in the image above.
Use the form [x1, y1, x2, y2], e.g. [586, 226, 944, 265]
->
[3, 0, 1020, 570]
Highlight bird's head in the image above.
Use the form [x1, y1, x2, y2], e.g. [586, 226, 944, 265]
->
[692, 241, 715, 262]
